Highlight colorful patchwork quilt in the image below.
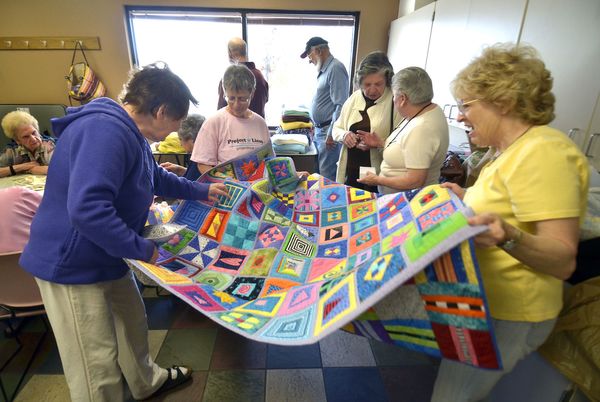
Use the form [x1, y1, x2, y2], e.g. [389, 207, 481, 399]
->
[127, 144, 501, 369]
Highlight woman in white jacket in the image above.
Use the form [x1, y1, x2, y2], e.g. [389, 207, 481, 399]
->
[332, 51, 401, 190]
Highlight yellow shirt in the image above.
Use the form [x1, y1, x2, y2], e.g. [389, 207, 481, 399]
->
[156, 132, 186, 154]
[464, 125, 589, 321]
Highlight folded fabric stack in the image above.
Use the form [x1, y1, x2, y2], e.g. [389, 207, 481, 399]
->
[271, 133, 309, 155]
[277, 107, 313, 146]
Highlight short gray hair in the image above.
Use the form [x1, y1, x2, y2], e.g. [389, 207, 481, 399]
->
[392, 67, 434, 105]
[178, 114, 205, 143]
[355, 51, 394, 88]
[222, 64, 256, 94]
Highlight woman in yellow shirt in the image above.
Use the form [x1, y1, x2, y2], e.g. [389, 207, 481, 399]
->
[432, 44, 589, 401]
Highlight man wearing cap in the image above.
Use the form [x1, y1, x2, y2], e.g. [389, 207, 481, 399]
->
[217, 37, 269, 118]
[301, 36, 349, 181]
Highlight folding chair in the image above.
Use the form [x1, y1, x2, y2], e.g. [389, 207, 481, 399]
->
[0, 252, 48, 402]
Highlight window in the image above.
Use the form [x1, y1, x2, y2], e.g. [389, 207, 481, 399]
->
[126, 7, 359, 127]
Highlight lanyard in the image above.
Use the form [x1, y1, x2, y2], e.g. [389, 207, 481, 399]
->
[384, 103, 432, 150]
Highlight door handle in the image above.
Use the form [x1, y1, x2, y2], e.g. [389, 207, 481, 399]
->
[584, 132, 600, 157]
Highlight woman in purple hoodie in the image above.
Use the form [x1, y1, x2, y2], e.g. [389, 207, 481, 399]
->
[20, 63, 228, 401]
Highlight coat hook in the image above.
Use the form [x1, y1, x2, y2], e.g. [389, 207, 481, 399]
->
[60, 40, 65, 48]
[4, 40, 11, 48]
[41, 40, 47, 48]
[24, 40, 29, 48]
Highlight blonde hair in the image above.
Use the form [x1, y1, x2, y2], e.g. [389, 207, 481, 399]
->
[1, 111, 40, 139]
[451, 43, 555, 125]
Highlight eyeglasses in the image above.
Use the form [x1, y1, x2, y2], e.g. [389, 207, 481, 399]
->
[225, 95, 250, 104]
[456, 98, 480, 114]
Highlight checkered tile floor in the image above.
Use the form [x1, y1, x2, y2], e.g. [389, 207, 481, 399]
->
[2, 286, 439, 402]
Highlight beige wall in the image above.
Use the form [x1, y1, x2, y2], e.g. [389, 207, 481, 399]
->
[0, 0, 399, 105]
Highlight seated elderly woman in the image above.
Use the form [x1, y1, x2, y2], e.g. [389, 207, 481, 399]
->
[0, 110, 55, 177]
[332, 51, 401, 191]
[160, 114, 205, 177]
[431, 44, 589, 401]
[357, 66, 449, 193]
[191, 64, 271, 175]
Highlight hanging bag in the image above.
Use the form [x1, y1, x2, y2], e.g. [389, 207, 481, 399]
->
[66, 41, 106, 103]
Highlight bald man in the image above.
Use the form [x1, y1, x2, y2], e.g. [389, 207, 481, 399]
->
[217, 37, 269, 118]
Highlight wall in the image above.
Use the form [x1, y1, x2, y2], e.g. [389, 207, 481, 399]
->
[0, 0, 399, 105]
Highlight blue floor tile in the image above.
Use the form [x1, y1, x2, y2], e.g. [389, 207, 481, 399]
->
[323, 367, 388, 402]
[266, 343, 322, 369]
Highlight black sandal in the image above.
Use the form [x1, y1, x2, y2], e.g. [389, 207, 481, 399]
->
[148, 365, 192, 398]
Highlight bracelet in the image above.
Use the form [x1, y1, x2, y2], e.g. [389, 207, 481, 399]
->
[9, 165, 16, 176]
[498, 228, 523, 251]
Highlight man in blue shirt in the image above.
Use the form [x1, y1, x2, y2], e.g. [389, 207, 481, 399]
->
[301, 37, 349, 181]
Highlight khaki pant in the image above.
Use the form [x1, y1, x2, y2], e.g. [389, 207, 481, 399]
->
[36, 271, 167, 402]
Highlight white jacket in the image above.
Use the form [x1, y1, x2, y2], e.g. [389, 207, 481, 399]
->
[332, 87, 401, 183]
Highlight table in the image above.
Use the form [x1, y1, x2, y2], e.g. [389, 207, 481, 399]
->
[152, 152, 190, 167]
[0, 174, 46, 192]
[275, 142, 318, 173]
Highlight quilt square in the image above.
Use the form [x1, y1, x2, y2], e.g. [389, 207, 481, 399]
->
[317, 240, 348, 258]
[222, 214, 259, 249]
[347, 187, 376, 204]
[160, 228, 196, 255]
[236, 293, 286, 317]
[314, 273, 358, 335]
[320, 186, 347, 208]
[273, 191, 295, 207]
[418, 202, 457, 231]
[171, 285, 226, 312]
[173, 201, 211, 232]
[218, 311, 269, 334]
[190, 237, 220, 268]
[379, 205, 414, 238]
[233, 155, 262, 181]
[279, 284, 321, 315]
[199, 209, 230, 242]
[261, 278, 300, 296]
[257, 223, 288, 248]
[240, 248, 278, 276]
[292, 210, 319, 227]
[409, 185, 452, 216]
[263, 208, 292, 227]
[350, 214, 378, 236]
[378, 192, 408, 221]
[319, 224, 348, 244]
[270, 254, 310, 282]
[349, 201, 376, 221]
[294, 189, 321, 212]
[224, 277, 265, 301]
[192, 270, 233, 290]
[209, 245, 250, 273]
[321, 206, 348, 227]
[308, 258, 347, 282]
[282, 231, 316, 258]
[381, 222, 418, 254]
[348, 226, 380, 255]
[214, 181, 246, 211]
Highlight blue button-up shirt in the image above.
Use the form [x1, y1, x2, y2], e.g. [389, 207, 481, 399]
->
[311, 55, 349, 137]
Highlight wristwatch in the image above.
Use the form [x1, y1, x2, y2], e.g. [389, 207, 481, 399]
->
[498, 228, 522, 251]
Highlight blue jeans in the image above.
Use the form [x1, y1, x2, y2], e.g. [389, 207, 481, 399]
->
[314, 125, 341, 181]
[431, 317, 557, 402]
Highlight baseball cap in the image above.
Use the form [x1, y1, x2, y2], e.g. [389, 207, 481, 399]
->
[300, 37, 328, 58]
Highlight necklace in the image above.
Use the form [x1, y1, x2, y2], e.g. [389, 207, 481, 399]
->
[384, 103, 432, 150]
[492, 125, 533, 162]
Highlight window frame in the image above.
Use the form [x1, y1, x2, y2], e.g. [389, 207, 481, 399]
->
[125, 6, 360, 127]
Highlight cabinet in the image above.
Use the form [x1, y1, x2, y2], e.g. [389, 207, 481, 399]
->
[424, 0, 526, 109]
[519, 0, 600, 169]
[387, 2, 435, 71]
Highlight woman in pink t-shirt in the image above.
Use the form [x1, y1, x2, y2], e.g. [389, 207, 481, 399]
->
[0, 186, 42, 253]
[191, 64, 271, 175]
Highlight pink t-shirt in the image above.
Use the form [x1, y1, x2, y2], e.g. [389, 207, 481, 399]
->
[191, 108, 271, 166]
[0, 187, 42, 253]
